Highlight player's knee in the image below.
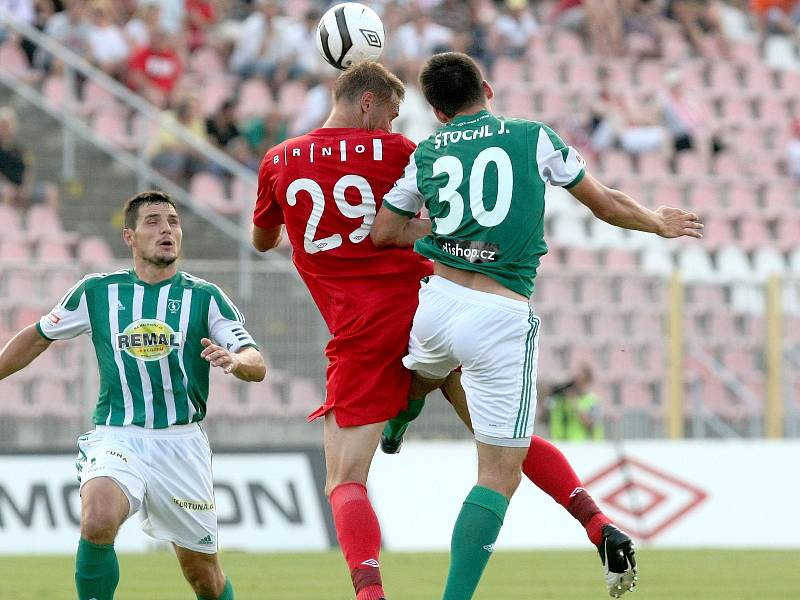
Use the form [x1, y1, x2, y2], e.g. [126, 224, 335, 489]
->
[182, 560, 224, 597]
[79, 511, 120, 544]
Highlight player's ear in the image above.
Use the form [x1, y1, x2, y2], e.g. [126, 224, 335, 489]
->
[483, 81, 494, 101]
[360, 90, 375, 113]
[433, 107, 450, 124]
[122, 227, 134, 248]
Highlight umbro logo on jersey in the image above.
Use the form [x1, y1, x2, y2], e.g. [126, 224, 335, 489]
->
[116, 300, 126, 310]
[361, 559, 380, 568]
[198, 535, 214, 545]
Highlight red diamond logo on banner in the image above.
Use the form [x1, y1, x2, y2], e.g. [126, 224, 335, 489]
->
[584, 456, 708, 542]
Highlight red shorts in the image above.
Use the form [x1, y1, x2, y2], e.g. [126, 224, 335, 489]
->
[307, 278, 424, 427]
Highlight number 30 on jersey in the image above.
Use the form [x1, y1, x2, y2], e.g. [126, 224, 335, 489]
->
[286, 175, 375, 254]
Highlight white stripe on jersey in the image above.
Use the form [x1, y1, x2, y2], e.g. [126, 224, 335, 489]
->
[108, 284, 134, 426]
[157, 284, 177, 425]
[178, 288, 196, 421]
[132, 284, 155, 428]
[373, 138, 382, 161]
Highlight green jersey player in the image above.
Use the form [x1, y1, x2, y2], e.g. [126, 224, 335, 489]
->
[372, 53, 703, 600]
[0, 191, 266, 600]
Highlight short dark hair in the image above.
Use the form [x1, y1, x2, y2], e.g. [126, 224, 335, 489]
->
[123, 190, 177, 229]
[333, 61, 405, 104]
[419, 52, 485, 118]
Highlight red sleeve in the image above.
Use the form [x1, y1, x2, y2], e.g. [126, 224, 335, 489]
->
[253, 151, 285, 229]
[127, 48, 147, 73]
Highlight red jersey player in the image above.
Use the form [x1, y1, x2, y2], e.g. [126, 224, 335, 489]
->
[252, 62, 635, 599]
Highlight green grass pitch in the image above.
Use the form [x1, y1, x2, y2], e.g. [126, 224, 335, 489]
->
[3, 549, 798, 599]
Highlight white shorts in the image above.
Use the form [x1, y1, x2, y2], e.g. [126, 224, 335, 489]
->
[403, 276, 540, 447]
[76, 423, 218, 554]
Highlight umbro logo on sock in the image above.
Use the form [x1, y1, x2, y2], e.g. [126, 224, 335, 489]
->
[361, 558, 380, 568]
[483, 544, 495, 553]
[198, 535, 214, 545]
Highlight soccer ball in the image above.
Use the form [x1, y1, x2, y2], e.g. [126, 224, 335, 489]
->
[316, 2, 385, 70]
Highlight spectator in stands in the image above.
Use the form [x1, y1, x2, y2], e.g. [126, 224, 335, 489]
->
[395, 6, 454, 63]
[661, 68, 724, 157]
[0, 106, 59, 211]
[86, 0, 129, 77]
[494, 0, 539, 58]
[185, 0, 216, 52]
[788, 118, 800, 182]
[206, 99, 240, 149]
[0, 0, 35, 45]
[589, 66, 667, 156]
[228, 0, 305, 92]
[549, 0, 624, 56]
[126, 29, 183, 108]
[292, 8, 328, 78]
[750, 0, 800, 49]
[149, 95, 209, 182]
[547, 364, 604, 441]
[124, 1, 161, 49]
[41, 0, 91, 66]
[622, 0, 664, 59]
[665, 0, 731, 57]
[241, 109, 289, 156]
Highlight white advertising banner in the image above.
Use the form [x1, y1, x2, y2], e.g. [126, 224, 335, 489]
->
[369, 440, 800, 550]
[0, 452, 331, 554]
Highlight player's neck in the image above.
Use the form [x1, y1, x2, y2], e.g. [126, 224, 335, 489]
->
[323, 108, 361, 130]
[446, 103, 490, 123]
[132, 260, 178, 285]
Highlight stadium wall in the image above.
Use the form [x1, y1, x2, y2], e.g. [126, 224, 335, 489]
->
[1, 441, 798, 553]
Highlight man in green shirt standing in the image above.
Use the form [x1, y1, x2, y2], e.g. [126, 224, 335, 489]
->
[548, 364, 605, 441]
[372, 52, 703, 600]
[0, 191, 266, 600]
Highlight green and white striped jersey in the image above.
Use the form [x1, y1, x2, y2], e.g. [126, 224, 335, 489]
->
[36, 269, 257, 428]
[384, 110, 585, 298]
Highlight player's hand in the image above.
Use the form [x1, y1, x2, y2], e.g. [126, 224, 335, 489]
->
[654, 206, 704, 239]
[200, 338, 239, 375]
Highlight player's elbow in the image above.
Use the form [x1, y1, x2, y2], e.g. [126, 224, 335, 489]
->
[251, 226, 281, 252]
[370, 223, 397, 248]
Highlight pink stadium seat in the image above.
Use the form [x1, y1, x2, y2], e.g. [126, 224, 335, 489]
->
[601, 151, 633, 177]
[775, 217, 800, 251]
[708, 63, 740, 91]
[685, 179, 719, 211]
[619, 381, 652, 409]
[725, 182, 757, 212]
[528, 60, 560, 88]
[638, 153, 669, 177]
[287, 377, 323, 417]
[0, 239, 31, 261]
[506, 88, 536, 120]
[0, 379, 26, 417]
[77, 236, 114, 264]
[637, 60, 665, 88]
[0, 41, 37, 81]
[80, 81, 118, 116]
[762, 182, 793, 214]
[93, 109, 136, 150]
[652, 182, 683, 207]
[236, 78, 273, 119]
[550, 30, 584, 57]
[44, 269, 81, 301]
[562, 59, 595, 88]
[603, 248, 636, 270]
[0, 204, 22, 235]
[744, 67, 774, 92]
[756, 95, 789, 127]
[492, 56, 526, 85]
[189, 47, 225, 78]
[32, 380, 79, 419]
[201, 77, 236, 116]
[189, 173, 242, 216]
[12, 306, 43, 331]
[38, 240, 73, 263]
[699, 216, 734, 250]
[42, 75, 70, 111]
[732, 41, 761, 66]
[580, 278, 614, 307]
[675, 151, 707, 177]
[780, 69, 800, 95]
[278, 81, 308, 114]
[736, 218, 770, 251]
[688, 284, 726, 308]
[719, 97, 751, 124]
[25, 205, 64, 237]
[563, 246, 596, 269]
[5, 271, 39, 300]
[553, 312, 585, 338]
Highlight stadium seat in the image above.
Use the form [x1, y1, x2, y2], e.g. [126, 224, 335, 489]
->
[762, 182, 794, 215]
[43, 269, 81, 302]
[189, 173, 242, 216]
[775, 217, 800, 251]
[551, 214, 588, 246]
[38, 240, 73, 263]
[77, 236, 115, 265]
[736, 217, 770, 251]
[189, 47, 225, 78]
[25, 205, 64, 238]
[600, 151, 633, 178]
[638, 153, 669, 177]
[678, 245, 715, 281]
[701, 216, 735, 250]
[278, 81, 309, 115]
[640, 245, 674, 276]
[41, 75, 70, 111]
[715, 245, 752, 282]
[603, 248, 636, 270]
[0, 204, 22, 236]
[636, 60, 665, 88]
[93, 109, 136, 151]
[4, 270, 39, 300]
[236, 78, 274, 119]
[492, 56, 526, 85]
[0, 40, 38, 82]
[0, 379, 26, 417]
[587, 218, 627, 249]
[751, 246, 786, 282]
[0, 239, 30, 261]
[12, 306, 44, 331]
[201, 77, 237, 116]
[675, 151, 707, 177]
[80, 81, 119, 116]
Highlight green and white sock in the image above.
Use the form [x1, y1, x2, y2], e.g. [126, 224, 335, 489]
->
[442, 486, 509, 600]
[75, 537, 119, 600]
[197, 577, 234, 600]
[383, 397, 426, 440]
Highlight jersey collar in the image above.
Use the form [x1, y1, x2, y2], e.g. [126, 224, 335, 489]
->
[446, 110, 491, 127]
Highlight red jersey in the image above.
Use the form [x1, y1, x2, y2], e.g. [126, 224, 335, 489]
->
[127, 47, 182, 93]
[254, 128, 432, 333]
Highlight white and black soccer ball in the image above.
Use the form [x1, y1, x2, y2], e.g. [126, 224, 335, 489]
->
[316, 2, 385, 70]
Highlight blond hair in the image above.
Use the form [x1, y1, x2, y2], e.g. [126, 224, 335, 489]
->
[333, 62, 405, 104]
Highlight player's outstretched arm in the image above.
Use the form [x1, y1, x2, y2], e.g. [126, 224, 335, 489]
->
[0, 324, 52, 380]
[371, 206, 431, 248]
[569, 172, 704, 239]
[200, 338, 266, 382]
[251, 224, 283, 252]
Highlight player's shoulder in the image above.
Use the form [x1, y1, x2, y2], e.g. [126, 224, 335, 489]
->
[78, 269, 132, 290]
[177, 271, 223, 294]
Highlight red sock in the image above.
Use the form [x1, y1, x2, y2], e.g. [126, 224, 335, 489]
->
[522, 436, 611, 546]
[329, 482, 385, 600]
